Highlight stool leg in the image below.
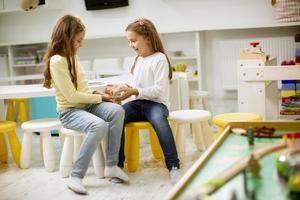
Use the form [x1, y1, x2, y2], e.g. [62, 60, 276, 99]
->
[192, 122, 205, 152]
[92, 144, 105, 178]
[58, 130, 65, 147]
[149, 126, 164, 160]
[6, 100, 15, 121]
[60, 135, 74, 178]
[41, 131, 55, 172]
[18, 101, 28, 123]
[201, 121, 214, 147]
[73, 136, 83, 161]
[101, 136, 107, 161]
[125, 127, 139, 172]
[176, 123, 187, 162]
[169, 121, 178, 141]
[40, 134, 44, 160]
[20, 132, 32, 168]
[0, 134, 8, 164]
[7, 130, 21, 167]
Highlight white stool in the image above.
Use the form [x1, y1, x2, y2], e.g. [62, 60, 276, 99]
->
[20, 118, 61, 172]
[189, 90, 209, 111]
[60, 127, 106, 178]
[169, 109, 214, 161]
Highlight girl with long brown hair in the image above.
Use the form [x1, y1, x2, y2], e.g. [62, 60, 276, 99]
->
[43, 15, 129, 194]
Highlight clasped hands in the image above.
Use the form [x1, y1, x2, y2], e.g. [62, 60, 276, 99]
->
[94, 84, 137, 103]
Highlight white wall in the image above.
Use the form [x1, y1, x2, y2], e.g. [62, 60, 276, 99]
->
[1, 0, 294, 100]
[204, 27, 299, 99]
[0, 0, 275, 44]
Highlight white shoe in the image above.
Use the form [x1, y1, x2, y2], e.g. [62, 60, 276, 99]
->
[170, 167, 182, 186]
[67, 176, 87, 194]
[104, 165, 130, 182]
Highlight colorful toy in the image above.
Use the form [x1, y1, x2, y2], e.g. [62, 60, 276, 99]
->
[240, 42, 269, 62]
[276, 147, 300, 197]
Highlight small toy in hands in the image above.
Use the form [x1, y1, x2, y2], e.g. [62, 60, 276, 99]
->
[105, 84, 131, 101]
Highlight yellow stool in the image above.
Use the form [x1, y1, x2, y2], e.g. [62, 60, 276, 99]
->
[124, 122, 164, 172]
[6, 98, 29, 123]
[0, 121, 21, 167]
[212, 112, 263, 137]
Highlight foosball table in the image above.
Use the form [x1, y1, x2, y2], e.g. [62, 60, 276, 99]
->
[165, 121, 300, 200]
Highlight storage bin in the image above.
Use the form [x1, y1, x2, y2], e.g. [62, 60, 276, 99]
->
[273, 0, 300, 22]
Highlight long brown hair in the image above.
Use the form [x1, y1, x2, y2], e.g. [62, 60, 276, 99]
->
[43, 15, 85, 89]
[126, 18, 172, 80]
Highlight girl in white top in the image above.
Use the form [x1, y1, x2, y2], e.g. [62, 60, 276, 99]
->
[116, 18, 181, 185]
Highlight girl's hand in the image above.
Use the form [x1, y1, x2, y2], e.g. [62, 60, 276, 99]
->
[93, 90, 113, 102]
[105, 84, 131, 96]
[114, 87, 138, 101]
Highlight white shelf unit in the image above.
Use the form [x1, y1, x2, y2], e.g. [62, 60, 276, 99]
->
[0, 0, 61, 14]
[3, 42, 47, 84]
[237, 58, 300, 120]
[162, 32, 204, 90]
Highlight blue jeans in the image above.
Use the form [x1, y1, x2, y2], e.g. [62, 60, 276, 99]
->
[59, 102, 125, 179]
[118, 100, 180, 171]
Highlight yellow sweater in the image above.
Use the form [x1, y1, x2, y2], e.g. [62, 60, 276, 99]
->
[50, 55, 102, 112]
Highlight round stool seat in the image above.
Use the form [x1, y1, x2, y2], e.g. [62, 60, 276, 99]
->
[61, 127, 84, 136]
[169, 109, 211, 123]
[212, 112, 262, 127]
[0, 121, 17, 130]
[126, 122, 153, 129]
[189, 90, 208, 99]
[22, 118, 61, 131]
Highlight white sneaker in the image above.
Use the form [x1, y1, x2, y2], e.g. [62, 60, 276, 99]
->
[104, 165, 130, 182]
[67, 176, 87, 195]
[170, 167, 182, 186]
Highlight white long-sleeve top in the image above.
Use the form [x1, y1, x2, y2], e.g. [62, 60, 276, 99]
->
[132, 52, 170, 108]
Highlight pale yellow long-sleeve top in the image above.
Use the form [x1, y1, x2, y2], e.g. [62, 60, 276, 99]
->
[50, 55, 102, 112]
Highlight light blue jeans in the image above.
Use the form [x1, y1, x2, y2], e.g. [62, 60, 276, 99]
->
[59, 102, 125, 179]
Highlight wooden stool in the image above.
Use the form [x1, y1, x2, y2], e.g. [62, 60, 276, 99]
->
[20, 118, 61, 172]
[169, 110, 214, 161]
[189, 90, 209, 111]
[0, 121, 21, 167]
[60, 127, 106, 178]
[124, 122, 164, 172]
[6, 98, 29, 123]
[212, 112, 263, 137]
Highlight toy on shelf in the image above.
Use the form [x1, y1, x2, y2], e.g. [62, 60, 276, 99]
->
[280, 39, 300, 116]
[240, 42, 269, 62]
[296, 33, 300, 65]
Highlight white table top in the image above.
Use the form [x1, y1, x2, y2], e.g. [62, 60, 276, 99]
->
[0, 74, 133, 99]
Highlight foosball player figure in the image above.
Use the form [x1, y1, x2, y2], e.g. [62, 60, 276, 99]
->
[247, 127, 254, 146]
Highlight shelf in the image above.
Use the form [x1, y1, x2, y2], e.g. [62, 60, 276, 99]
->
[0, 74, 43, 82]
[12, 63, 44, 68]
[169, 56, 197, 60]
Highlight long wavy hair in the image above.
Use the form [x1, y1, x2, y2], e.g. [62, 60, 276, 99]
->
[126, 18, 172, 80]
[43, 15, 85, 89]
